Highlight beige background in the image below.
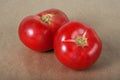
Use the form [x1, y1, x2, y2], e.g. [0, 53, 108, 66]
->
[0, 0, 120, 80]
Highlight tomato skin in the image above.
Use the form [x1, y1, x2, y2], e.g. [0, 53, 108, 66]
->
[18, 9, 69, 52]
[54, 21, 102, 70]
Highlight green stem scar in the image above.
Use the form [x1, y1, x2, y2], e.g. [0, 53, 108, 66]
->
[41, 14, 53, 24]
[75, 36, 88, 47]
[63, 32, 88, 48]
[75, 32, 88, 47]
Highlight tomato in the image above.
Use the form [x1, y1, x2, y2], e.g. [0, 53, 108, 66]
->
[54, 21, 102, 70]
[18, 9, 69, 52]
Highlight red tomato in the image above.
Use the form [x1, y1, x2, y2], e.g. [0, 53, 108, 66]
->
[54, 21, 102, 70]
[18, 9, 69, 52]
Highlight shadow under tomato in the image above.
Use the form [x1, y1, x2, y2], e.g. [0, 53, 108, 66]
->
[43, 49, 54, 53]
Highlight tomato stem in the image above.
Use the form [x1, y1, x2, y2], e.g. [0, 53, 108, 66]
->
[75, 32, 88, 47]
[41, 14, 53, 24]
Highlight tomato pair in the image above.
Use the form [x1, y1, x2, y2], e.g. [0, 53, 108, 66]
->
[18, 9, 102, 70]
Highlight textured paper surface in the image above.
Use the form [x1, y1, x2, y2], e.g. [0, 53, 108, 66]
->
[0, 0, 120, 80]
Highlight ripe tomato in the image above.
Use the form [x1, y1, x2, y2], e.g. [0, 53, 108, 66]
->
[54, 21, 102, 70]
[18, 9, 69, 52]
